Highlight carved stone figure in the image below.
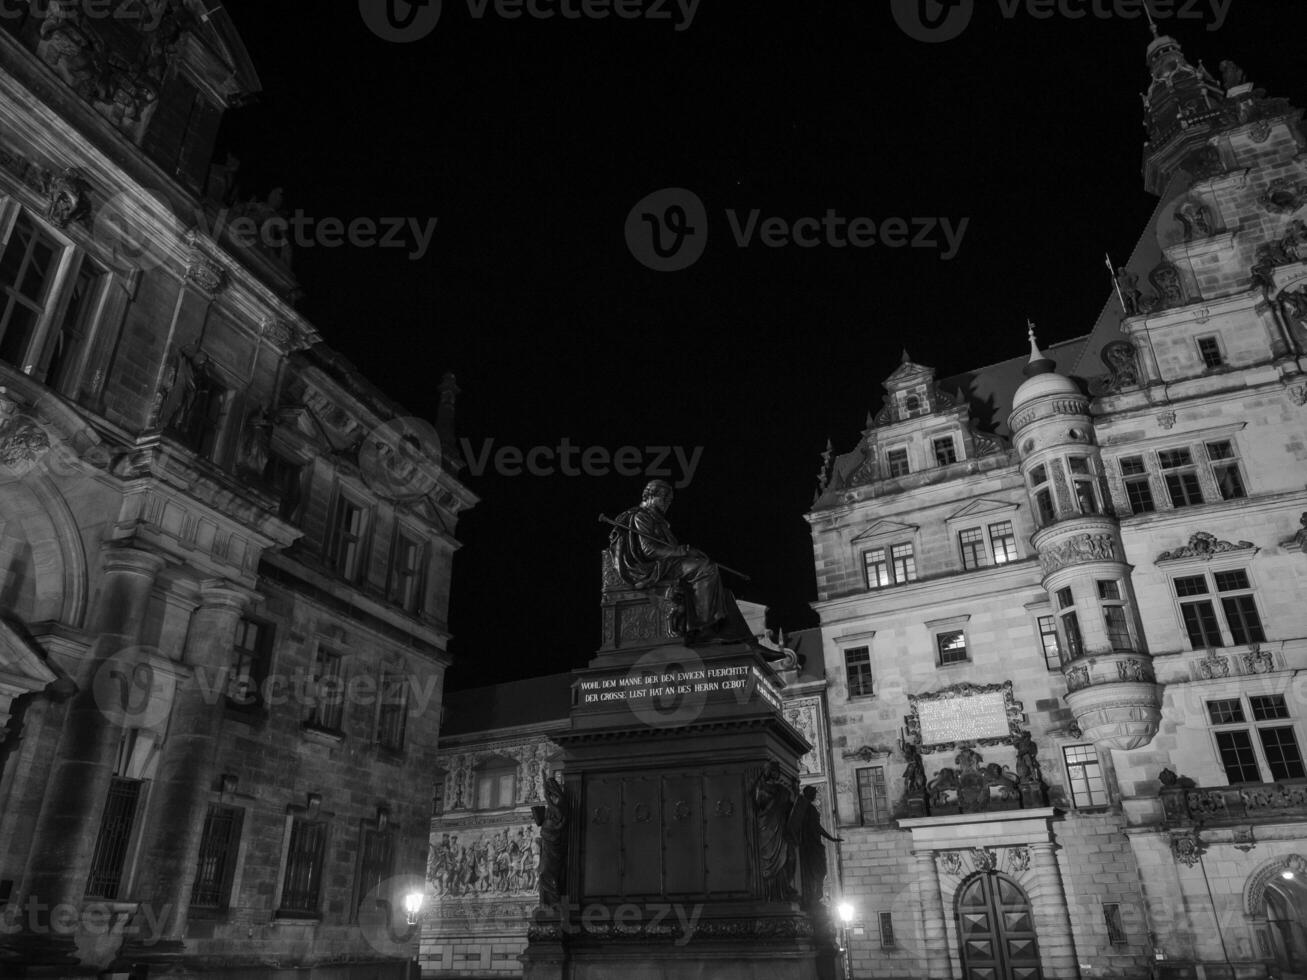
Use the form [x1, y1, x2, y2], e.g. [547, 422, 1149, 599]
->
[1115, 267, 1143, 316]
[236, 408, 271, 479]
[902, 742, 926, 796]
[1156, 531, 1255, 562]
[1014, 731, 1040, 783]
[1176, 200, 1213, 241]
[36, 1, 104, 100]
[787, 786, 842, 911]
[1150, 262, 1185, 307]
[752, 762, 797, 903]
[46, 169, 90, 228]
[0, 389, 52, 477]
[532, 777, 569, 908]
[608, 480, 745, 643]
[1220, 60, 1246, 90]
[1281, 514, 1307, 552]
[1100, 340, 1141, 392]
[1260, 178, 1307, 216]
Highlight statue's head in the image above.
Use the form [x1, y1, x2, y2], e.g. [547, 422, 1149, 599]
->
[641, 479, 674, 511]
[802, 785, 818, 801]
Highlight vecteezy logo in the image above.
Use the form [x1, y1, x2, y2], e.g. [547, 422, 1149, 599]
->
[358, 416, 443, 501]
[93, 188, 171, 273]
[360, 0, 442, 42]
[625, 187, 708, 273]
[890, 0, 974, 43]
[91, 646, 175, 730]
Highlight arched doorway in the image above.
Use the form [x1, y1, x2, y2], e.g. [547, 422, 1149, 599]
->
[1266, 873, 1307, 979]
[956, 872, 1044, 980]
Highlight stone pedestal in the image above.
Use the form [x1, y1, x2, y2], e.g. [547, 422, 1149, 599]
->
[521, 590, 823, 980]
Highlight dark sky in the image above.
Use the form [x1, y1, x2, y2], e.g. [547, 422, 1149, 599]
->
[216, 0, 1307, 689]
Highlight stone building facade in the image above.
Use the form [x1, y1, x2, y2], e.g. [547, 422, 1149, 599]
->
[809, 31, 1307, 980]
[0, 4, 475, 978]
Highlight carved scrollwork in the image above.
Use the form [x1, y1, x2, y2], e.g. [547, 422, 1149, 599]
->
[1242, 644, 1275, 674]
[1171, 830, 1205, 867]
[1260, 178, 1307, 215]
[1197, 650, 1231, 680]
[1156, 531, 1256, 563]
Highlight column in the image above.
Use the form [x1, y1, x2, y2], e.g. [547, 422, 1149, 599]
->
[1027, 841, 1079, 979]
[17, 546, 166, 942]
[132, 580, 254, 945]
[914, 849, 952, 979]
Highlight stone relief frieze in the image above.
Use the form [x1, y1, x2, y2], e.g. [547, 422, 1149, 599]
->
[428, 823, 538, 901]
[784, 696, 824, 776]
[1156, 531, 1257, 563]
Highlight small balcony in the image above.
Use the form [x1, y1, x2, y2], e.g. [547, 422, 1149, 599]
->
[1160, 778, 1307, 828]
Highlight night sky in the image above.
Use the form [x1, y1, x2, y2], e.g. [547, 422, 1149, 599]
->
[216, 0, 1307, 688]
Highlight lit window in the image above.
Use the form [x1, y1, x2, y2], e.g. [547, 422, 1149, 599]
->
[1207, 694, 1305, 785]
[475, 763, 517, 810]
[959, 527, 988, 570]
[856, 766, 889, 826]
[1038, 615, 1061, 670]
[887, 448, 910, 478]
[1173, 569, 1265, 649]
[989, 521, 1018, 564]
[1206, 441, 1246, 501]
[1197, 336, 1224, 369]
[864, 548, 890, 589]
[936, 629, 968, 666]
[845, 646, 873, 698]
[1063, 744, 1109, 808]
[933, 437, 958, 466]
[891, 543, 917, 584]
[864, 543, 917, 589]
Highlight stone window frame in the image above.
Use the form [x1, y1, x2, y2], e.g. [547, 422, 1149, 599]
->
[885, 445, 911, 478]
[1103, 424, 1249, 517]
[926, 614, 972, 670]
[1204, 691, 1307, 786]
[855, 765, 890, 827]
[473, 754, 519, 811]
[1167, 562, 1267, 651]
[1195, 333, 1227, 370]
[273, 798, 332, 921]
[931, 431, 960, 467]
[325, 480, 375, 584]
[350, 808, 398, 924]
[1061, 743, 1110, 809]
[385, 519, 428, 614]
[303, 641, 348, 736]
[1023, 597, 1061, 671]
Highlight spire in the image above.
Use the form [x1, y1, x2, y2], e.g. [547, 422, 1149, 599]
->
[1140, 26, 1227, 196]
[1023, 320, 1056, 378]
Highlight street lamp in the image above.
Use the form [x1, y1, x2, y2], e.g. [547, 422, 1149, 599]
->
[837, 901, 856, 979]
[404, 890, 425, 926]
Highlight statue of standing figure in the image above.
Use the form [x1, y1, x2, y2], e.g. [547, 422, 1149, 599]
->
[532, 777, 569, 909]
[787, 785, 843, 910]
[752, 762, 797, 902]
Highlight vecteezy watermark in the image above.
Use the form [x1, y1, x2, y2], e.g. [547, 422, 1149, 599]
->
[625, 187, 969, 272]
[90, 647, 442, 726]
[890, 0, 1230, 44]
[0, 0, 168, 30]
[360, 0, 700, 40]
[460, 438, 703, 487]
[0, 897, 173, 945]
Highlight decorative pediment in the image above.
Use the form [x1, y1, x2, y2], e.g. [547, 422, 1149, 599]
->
[884, 357, 935, 391]
[1155, 531, 1258, 564]
[851, 519, 919, 544]
[945, 498, 1019, 525]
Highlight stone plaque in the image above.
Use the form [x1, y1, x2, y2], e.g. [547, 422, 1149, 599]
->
[916, 691, 1009, 745]
[906, 681, 1023, 753]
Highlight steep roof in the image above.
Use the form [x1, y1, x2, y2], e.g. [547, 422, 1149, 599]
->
[440, 671, 575, 737]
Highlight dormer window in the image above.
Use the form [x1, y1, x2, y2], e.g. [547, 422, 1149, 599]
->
[886, 448, 910, 478]
[904, 394, 921, 415]
[933, 436, 958, 466]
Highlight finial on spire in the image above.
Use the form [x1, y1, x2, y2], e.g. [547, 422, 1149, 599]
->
[900, 349, 911, 364]
[1143, 0, 1158, 37]
[1027, 319, 1041, 358]
[1023, 319, 1056, 378]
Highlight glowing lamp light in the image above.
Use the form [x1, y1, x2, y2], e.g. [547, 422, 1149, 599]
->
[404, 890, 425, 924]
[838, 902, 855, 924]
[1282, 871, 1296, 880]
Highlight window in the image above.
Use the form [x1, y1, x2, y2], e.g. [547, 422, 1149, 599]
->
[85, 776, 142, 899]
[1207, 694, 1306, 784]
[1070, 458, 1100, 515]
[879, 911, 896, 948]
[1206, 441, 1246, 501]
[1173, 569, 1265, 649]
[42, 256, 105, 393]
[376, 672, 409, 750]
[1197, 336, 1224, 369]
[191, 805, 243, 910]
[388, 531, 425, 613]
[280, 818, 327, 915]
[327, 493, 369, 581]
[1120, 456, 1155, 515]
[1104, 903, 1129, 945]
[844, 646, 873, 698]
[886, 448, 910, 478]
[1063, 744, 1109, 808]
[1159, 449, 1204, 508]
[354, 825, 396, 921]
[228, 618, 272, 708]
[856, 766, 889, 826]
[959, 527, 988, 570]
[864, 543, 916, 589]
[0, 212, 60, 370]
[1098, 580, 1133, 652]
[933, 437, 957, 466]
[1057, 587, 1085, 660]
[989, 521, 1018, 564]
[306, 648, 344, 732]
[1037, 615, 1061, 670]
[936, 629, 968, 666]
[264, 453, 303, 522]
[1029, 464, 1057, 527]
[475, 763, 517, 810]
[172, 371, 228, 460]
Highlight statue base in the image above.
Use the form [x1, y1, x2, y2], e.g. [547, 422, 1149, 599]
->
[522, 637, 822, 979]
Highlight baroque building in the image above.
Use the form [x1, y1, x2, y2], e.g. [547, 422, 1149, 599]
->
[0, 3, 475, 978]
[809, 29, 1307, 980]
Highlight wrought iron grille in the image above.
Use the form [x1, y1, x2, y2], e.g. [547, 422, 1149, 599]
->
[85, 777, 142, 899]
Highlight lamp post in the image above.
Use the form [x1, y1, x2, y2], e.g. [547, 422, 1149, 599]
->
[404, 890, 424, 979]
[837, 901, 855, 979]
